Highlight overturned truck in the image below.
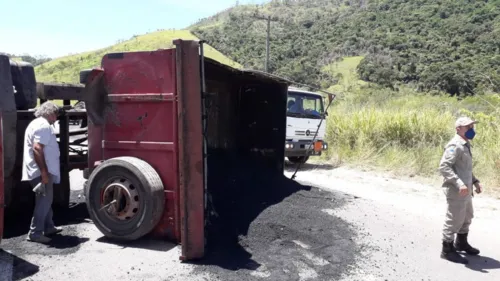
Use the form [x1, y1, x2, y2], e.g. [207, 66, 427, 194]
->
[0, 40, 291, 260]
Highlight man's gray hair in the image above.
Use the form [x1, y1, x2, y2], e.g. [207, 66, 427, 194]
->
[34, 101, 60, 118]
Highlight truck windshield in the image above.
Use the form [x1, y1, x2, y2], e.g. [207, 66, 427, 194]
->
[286, 91, 324, 119]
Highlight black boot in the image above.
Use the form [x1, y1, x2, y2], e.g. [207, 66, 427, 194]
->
[455, 233, 480, 255]
[441, 241, 469, 264]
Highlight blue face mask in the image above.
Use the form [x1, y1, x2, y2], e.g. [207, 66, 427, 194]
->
[465, 128, 476, 140]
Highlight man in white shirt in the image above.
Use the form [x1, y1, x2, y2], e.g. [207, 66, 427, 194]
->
[22, 101, 63, 243]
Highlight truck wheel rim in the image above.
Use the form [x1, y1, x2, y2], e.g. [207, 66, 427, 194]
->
[101, 177, 140, 221]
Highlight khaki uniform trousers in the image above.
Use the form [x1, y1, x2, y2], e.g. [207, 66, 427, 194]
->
[442, 186, 474, 242]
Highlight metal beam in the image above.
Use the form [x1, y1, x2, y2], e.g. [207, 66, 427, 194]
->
[36, 82, 85, 101]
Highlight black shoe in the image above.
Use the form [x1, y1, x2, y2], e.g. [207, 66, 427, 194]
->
[455, 233, 480, 255]
[441, 241, 469, 264]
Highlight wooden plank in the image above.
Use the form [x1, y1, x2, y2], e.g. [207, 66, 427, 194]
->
[36, 82, 85, 101]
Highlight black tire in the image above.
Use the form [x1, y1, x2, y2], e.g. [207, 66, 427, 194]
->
[10, 60, 37, 110]
[79, 69, 92, 84]
[85, 156, 165, 241]
[0, 55, 16, 111]
[288, 156, 309, 164]
[0, 55, 17, 178]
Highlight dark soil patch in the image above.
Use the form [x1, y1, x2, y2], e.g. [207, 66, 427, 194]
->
[191, 150, 360, 280]
[2, 189, 90, 256]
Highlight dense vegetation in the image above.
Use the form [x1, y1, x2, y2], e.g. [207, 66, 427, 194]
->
[191, 0, 500, 95]
[322, 57, 499, 192]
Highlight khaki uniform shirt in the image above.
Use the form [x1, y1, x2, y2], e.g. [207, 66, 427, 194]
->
[439, 134, 479, 199]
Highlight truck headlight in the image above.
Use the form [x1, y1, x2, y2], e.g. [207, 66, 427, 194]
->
[285, 143, 294, 149]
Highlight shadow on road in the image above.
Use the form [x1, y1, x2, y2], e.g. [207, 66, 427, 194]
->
[3, 203, 90, 239]
[47, 234, 90, 250]
[466, 255, 500, 273]
[188, 150, 359, 280]
[284, 161, 338, 173]
[188, 150, 312, 271]
[0, 249, 39, 281]
[2, 202, 90, 256]
[96, 236, 176, 252]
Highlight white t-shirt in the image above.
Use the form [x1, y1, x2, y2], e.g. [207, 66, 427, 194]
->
[21, 117, 61, 184]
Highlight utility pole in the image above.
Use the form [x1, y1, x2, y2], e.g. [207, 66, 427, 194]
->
[251, 13, 278, 73]
[265, 16, 270, 73]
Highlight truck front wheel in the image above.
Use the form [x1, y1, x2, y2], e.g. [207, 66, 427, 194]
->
[288, 156, 309, 164]
[85, 156, 165, 241]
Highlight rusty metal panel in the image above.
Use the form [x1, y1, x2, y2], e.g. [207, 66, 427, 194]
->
[174, 39, 205, 261]
[99, 49, 181, 241]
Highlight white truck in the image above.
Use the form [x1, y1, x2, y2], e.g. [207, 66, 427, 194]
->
[285, 87, 329, 164]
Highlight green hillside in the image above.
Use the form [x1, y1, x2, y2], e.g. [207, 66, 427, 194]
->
[191, 0, 500, 95]
[34, 30, 241, 83]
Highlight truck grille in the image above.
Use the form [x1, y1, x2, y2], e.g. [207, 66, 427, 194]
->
[295, 130, 306, 136]
[295, 130, 317, 137]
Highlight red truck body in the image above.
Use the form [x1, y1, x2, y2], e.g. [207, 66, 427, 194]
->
[86, 41, 205, 259]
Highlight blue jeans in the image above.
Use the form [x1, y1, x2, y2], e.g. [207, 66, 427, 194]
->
[28, 175, 56, 238]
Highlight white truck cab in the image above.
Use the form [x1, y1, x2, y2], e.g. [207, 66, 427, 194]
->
[285, 87, 328, 164]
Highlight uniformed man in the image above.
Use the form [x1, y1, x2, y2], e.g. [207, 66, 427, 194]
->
[439, 116, 482, 264]
[22, 101, 63, 243]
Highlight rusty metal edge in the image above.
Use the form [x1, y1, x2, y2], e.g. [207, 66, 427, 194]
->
[174, 39, 205, 261]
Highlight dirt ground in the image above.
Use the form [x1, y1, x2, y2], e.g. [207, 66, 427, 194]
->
[1, 162, 500, 281]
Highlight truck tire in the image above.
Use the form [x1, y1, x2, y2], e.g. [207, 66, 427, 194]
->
[85, 156, 165, 241]
[10, 60, 37, 110]
[0, 55, 18, 178]
[288, 156, 309, 164]
[0, 55, 17, 111]
[79, 69, 92, 84]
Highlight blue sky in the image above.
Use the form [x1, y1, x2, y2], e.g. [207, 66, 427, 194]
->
[0, 0, 266, 58]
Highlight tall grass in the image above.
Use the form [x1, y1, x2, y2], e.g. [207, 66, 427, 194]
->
[324, 86, 500, 195]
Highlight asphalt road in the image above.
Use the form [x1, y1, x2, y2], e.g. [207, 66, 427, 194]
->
[288, 165, 500, 281]
[1, 163, 499, 281]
